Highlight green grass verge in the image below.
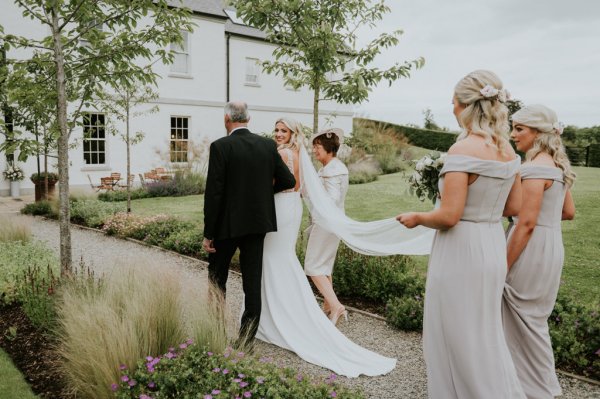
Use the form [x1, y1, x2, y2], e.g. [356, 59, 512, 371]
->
[130, 166, 600, 306]
[0, 349, 38, 398]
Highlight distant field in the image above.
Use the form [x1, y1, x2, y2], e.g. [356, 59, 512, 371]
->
[132, 164, 600, 306]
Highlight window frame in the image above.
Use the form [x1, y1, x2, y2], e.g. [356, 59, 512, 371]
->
[169, 30, 191, 77]
[244, 57, 261, 86]
[169, 115, 190, 164]
[82, 112, 107, 167]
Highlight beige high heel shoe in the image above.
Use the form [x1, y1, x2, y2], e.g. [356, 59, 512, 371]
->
[329, 306, 348, 326]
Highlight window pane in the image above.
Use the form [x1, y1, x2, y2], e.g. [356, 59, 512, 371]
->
[99, 153, 105, 164]
[97, 127, 105, 139]
[84, 153, 90, 164]
[83, 141, 90, 152]
[91, 153, 98, 164]
[171, 54, 188, 73]
[91, 140, 97, 152]
[182, 129, 188, 140]
[91, 113, 97, 125]
[182, 118, 188, 128]
[171, 117, 176, 128]
[99, 141, 105, 152]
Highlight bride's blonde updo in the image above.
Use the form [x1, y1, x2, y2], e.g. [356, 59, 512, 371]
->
[454, 70, 510, 153]
[512, 104, 576, 187]
[275, 117, 304, 151]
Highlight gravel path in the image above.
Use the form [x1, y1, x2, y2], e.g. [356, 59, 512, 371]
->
[24, 216, 600, 399]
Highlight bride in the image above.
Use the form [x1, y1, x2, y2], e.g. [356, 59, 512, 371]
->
[255, 117, 397, 377]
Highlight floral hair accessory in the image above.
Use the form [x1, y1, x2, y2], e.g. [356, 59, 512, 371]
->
[552, 121, 564, 135]
[479, 85, 510, 103]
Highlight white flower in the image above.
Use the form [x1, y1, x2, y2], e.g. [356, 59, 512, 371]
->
[412, 171, 422, 183]
[415, 160, 425, 171]
[424, 157, 434, 166]
[498, 89, 510, 103]
[480, 85, 499, 98]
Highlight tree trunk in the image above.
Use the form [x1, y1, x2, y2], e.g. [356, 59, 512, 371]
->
[313, 83, 320, 134]
[52, 8, 72, 276]
[126, 100, 131, 213]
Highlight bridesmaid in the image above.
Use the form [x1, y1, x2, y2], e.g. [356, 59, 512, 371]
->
[503, 104, 576, 399]
[397, 70, 526, 398]
[304, 128, 350, 326]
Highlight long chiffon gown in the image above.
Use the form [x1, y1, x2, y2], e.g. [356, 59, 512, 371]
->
[424, 155, 526, 399]
[503, 165, 566, 399]
[255, 154, 396, 378]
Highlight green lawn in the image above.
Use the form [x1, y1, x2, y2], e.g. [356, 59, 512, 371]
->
[0, 349, 38, 398]
[131, 166, 600, 305]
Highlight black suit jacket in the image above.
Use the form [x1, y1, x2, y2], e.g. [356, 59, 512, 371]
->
[203, 128, 296, 240]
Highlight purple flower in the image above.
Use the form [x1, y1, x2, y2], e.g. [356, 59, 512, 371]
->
[238, 373, 246, 378]
[186, 338, 194, 345]
[237, 352, 245, 358]
[212, 367, 221, 373]
[121, 375, 130, 382]
[296, 374, 303, 382]
[223, 351, 230, 358]
[111, 383, 119, 392]
[234, 378, 242, 383]
[204, 395, 213, 399]
[595, 348, 600, 356]
[243, 392, 252, 398]
[146, 356, 154, 362]
[259, 357, 272, 363]
[330, 392, 337, 398]
[257, 377, 265, 384]
[207, 352, 214, 356]
[119, 364, 127, 370]
[211, 389, 221, 395]
[148, 381, 156, 388]
[240, 382, 249, 388]
[168, 347, 175, 352]
[179, 343, 188, 349]
[222, 369, 230, 375]
[128, 379, 137, 387]
[165, 352, 175, 359]
[140, 395, 153, 399]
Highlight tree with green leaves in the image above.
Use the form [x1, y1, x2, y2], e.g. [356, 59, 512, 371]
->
[232, 0, 424, 133]
[97, 85, 158, 213]
[422, 108, 440, 131]
[1, 0, 193, 275]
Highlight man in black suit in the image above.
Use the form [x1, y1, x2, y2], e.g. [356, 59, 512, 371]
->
[203, 101, 296, 345]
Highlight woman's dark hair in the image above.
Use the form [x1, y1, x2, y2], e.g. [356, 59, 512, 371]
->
[313, 134, 340, 155]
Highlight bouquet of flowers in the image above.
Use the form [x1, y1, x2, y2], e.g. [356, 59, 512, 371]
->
[2, 163, 25, 181]
[407, 152, 446, 204]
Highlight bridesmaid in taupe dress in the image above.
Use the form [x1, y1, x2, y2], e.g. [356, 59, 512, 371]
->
[503, 104, 576, 399]
[397, 70, 526, 399]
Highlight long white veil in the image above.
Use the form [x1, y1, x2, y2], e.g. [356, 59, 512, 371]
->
[299, 145, 435, 256]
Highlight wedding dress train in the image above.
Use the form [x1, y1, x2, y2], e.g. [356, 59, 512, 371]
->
[256, 189, 396, 378]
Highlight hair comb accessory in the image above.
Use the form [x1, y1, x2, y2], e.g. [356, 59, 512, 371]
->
[552, 121, 564, 135]
[480, 85, 509, 103]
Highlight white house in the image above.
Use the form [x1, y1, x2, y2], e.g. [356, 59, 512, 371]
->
[0, 0, 354, 197]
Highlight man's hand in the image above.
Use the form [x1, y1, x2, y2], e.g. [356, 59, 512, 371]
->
[396, 212, 420, 229]
[203, 238, 216, 253]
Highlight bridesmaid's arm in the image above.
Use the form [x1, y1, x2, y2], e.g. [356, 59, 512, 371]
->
[562, 189, 575, 220]
[396, 171, 468, 230]
[506, 179, 545, 269]
[503, 174, 522, 217]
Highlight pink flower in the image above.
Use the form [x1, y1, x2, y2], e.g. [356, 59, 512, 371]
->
[111, 383, 118, 391]
[121, 375, 129, 382]
[330, 392, 337, 398]
[243, 392, 252, 398]
[211, 389, 221, 395]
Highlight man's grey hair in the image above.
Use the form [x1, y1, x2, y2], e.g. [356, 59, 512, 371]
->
[225, 101, 250, 123]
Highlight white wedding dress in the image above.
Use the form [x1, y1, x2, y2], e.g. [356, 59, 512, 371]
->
[255, 150, 397, 378]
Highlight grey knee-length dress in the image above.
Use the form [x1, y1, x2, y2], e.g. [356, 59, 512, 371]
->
[503, 165, 567, 399]
[424, 155, 526, 399]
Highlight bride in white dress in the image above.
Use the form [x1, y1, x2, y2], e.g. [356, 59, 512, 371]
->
[255, 117, 397, 377]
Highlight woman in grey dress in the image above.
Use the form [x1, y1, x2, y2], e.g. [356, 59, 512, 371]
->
[397, 70, 526, 398]
[503, 105, 576, 399]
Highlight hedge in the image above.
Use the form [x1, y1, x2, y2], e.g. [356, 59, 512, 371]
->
[353, 118, 458, 152]
[588, 144, 600, 168]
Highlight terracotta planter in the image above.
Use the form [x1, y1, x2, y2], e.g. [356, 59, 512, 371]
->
[34, 180, 57, 202]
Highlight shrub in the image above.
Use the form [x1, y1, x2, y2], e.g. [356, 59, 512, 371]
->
[162, 227, 207, 259]
[114, 345, 364, 399]
[0, 216, 31, 242]
[127, 217, 193, 246]
[385, 295, 424, 331]
[549, 292, 600, 380]
[333, 245, 423, 303]
[354, 117, 458, 152]
[349, 171, 378, 185]
[70, 199, 124, 228]
[588, 143, 600, 168]
[16, 264, 59, 330]
[102, 213, 169, 237]
[98, 188, 149, 202]
[21, 200, 55, 217]
[0, 241, 59, 304]
[565, 146, 589, 166]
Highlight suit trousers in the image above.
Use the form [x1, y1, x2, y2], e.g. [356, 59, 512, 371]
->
[208, 233, 266, 341]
